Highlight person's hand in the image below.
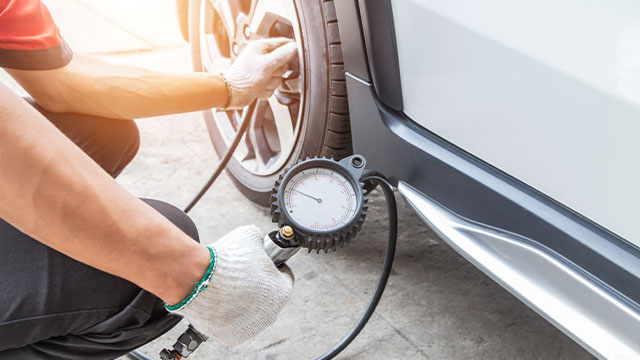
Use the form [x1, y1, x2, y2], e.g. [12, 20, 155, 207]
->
[221, 37, 298, 109]
[175, 225, 294, 346]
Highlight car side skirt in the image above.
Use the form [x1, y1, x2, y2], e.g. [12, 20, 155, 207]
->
[399, 182, 640, 360]
[345, 72, 640, 359]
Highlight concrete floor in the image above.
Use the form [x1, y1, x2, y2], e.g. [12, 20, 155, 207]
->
[3, 1, 597, 358]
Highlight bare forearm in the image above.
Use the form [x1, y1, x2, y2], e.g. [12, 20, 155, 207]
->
[0, 84, 209, 303]
[7, 54, 228, 119]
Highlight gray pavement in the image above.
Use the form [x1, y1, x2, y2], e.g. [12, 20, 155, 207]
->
[3, 1, 596, 359]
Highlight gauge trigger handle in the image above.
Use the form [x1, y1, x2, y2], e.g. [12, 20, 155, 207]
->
[263, 230, 302, 267]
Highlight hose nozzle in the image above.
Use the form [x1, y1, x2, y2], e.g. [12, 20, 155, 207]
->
[263, 226, 301, 267]
[279, 225, 295, 241]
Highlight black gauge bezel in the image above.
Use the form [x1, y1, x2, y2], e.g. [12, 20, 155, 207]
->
[270, 155, 369, 252]
[277, 159, 362, 236]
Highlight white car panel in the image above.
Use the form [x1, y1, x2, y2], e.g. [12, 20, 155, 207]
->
[391, 0, 640, 244]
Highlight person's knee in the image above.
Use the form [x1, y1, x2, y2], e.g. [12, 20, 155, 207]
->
[118, 120, 140, 168]
[106, 120, 140, 177]
[141, 199, 200, 243]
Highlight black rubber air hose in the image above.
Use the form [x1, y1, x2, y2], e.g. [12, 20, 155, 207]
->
[171, 102, 399, 359]
[316, 174, 398, 360]
[183, 100, 255, 213]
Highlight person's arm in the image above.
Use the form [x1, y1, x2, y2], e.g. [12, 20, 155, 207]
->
[0, 81, 294, 345]
[0, 82, 210, 305]
[5, 38, 297, 119]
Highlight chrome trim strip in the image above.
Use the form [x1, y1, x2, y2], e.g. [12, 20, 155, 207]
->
[345, 72, 372, 87]
[398, 182, 640, 360]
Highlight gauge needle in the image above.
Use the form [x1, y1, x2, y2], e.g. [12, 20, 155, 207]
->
[293, 189, 322, 203]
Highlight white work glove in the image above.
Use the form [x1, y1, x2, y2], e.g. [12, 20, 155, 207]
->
[221, 37, 298, 109]
[175, 225, 294, 346]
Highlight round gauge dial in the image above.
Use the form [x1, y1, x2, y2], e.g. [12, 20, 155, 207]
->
[271, 155, 368, 252]
[283, 168, 358, 232]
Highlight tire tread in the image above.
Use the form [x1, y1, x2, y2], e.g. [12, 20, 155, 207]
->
[320, 0, 352, 159]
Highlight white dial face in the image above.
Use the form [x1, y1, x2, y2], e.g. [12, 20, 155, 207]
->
[283, 167, 358, 232]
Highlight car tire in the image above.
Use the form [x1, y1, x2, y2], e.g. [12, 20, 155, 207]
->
[188, 0, 351, 206]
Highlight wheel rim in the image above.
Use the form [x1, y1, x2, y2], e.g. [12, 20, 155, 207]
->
[199, 0, 305, 176]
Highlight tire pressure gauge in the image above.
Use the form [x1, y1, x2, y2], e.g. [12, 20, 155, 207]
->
[269, 154, 368, 254]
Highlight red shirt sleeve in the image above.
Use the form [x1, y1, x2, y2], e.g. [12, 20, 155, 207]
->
[0, 0, 72, 70]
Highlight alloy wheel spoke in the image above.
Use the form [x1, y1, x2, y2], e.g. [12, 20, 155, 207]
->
[283, 78, 301, 93]
[246, 100, 272, 172]
[202, 35, 232, 72]
[248, 0, 295, 34]
[236, 103, 254, 162]
[210, 0, 238, 41]
[247, 124, 267, 173]
[268, 96, 295, 153]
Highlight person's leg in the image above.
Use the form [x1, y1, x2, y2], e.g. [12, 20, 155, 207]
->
[0, 100, 188, 358]
[0, 199, 198, 360]
[25, 98, 140, 178]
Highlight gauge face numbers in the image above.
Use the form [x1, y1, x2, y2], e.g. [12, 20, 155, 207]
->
[283, 167, 359, 232]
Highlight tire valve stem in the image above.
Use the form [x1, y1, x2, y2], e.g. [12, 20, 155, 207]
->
[279, 225, 295, 241]
[264, 226, 301, 267]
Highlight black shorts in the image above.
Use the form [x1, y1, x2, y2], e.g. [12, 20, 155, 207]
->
[0, 100, 192, 359]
